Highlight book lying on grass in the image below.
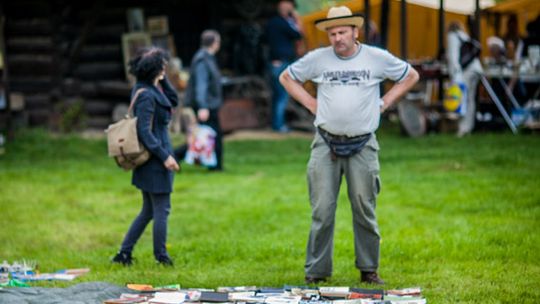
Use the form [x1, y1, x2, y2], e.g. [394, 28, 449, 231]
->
[149, 292, 187, 304]
[127, 283, 155, 292]
[6, 263, 90, 282]
[228, 291, 257, 301]
[199, 291, 229, 302]
[257, 293, 290, 299]
[228, 294, 267, 303]
[383, 295, 426, 304]
[319, 287, 350, 298]
[349, 288, 384, 299]
[127, 283, 181, 292]
[284, 285, 314, 291]
[258, 288, 286, 294]
[384, 288, 425, 304]
[217, 286, 258, 292]
[264, 295, 302, 304]
[291, 288, 320, 300]
[331, 299, 365, 304]
[386, 300, 426, 304]
[358, 300, 392, 304]
[386, 288, 421, 297]
[299, 301, 333, 304]
[335, 299, 391, 304]
[11, 271, 85, 282]
[103, 293, 150, 304]
[61, 268, 90, 276]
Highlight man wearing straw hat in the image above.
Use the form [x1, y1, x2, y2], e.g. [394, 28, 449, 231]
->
[280, 6, 419, 285]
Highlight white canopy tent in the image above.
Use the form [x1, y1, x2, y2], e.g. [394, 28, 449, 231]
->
[406, 0, 496, 15]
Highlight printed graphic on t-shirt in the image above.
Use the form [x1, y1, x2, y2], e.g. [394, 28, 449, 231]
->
[323, 69, 371, 86]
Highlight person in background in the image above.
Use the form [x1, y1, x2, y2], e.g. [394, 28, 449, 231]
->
[279, 6, 419, 285]
[446, 21, 483, 137]
[265, 0, 303, 133]
[484, 36, 521, 110]
[365, 20, 381, 47]
[112, 47, 180, 267]
[182, 29, 224, 171]
[486, 36, 507, 65]
[503, 15, 524, 63]
[522, 15, 540, 58]
[521, 15, 540, 102]
[501, 16, 528, 105]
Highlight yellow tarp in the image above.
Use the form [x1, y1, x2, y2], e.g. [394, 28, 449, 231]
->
[300, 0, 540, 60]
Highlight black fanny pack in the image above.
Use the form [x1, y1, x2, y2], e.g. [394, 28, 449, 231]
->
[318, 127, 372, 158]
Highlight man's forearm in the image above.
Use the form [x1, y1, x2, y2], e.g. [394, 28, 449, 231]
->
[381, 67, 420, 112]
[279, 70, 317, 114]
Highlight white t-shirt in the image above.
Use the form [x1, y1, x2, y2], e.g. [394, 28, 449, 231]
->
[288, 43, 410, 136]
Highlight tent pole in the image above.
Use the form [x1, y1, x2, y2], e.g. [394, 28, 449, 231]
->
[474, 0, 480, 40]
[400, 0, 407, 58]
[380, 0, 389, 48]
[438, 0, 445, 59]
[437, 0, 445, 103]
[0, 2, 12, 140]
[364, 0, 370, 43]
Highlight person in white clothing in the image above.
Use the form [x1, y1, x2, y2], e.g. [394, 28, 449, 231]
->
[280, 5, 419, 285]
[446, 21, 483, 137]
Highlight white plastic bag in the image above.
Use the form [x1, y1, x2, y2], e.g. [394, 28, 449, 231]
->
[184, 125, 217, 167]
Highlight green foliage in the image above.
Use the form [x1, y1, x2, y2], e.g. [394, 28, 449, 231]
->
[296, 0, 351, 15]
[54, 99, 86, 133]
[0, 128, 539, 303]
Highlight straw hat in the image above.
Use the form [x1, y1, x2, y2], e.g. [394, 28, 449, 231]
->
[315, 6, 364, 31]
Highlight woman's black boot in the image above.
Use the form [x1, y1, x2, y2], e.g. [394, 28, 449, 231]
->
[111, 251, 133, 266]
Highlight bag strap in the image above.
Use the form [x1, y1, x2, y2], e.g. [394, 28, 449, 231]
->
[457, 34, 480, 47]
[128, 87, 155, 135]
[127, 88, 147, 118]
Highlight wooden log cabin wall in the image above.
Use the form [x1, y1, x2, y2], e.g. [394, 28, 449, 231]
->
[2, 0, 276, 131]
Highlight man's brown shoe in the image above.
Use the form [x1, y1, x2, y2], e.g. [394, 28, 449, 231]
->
[305, 276, 327, 285]
[361, 271, 385, 285]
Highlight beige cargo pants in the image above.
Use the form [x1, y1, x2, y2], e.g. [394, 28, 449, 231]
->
[304, 132, 382, 278]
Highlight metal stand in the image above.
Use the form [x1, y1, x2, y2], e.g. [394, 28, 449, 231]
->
[480, 75, 518, 134]
[497, 78, 522, 109]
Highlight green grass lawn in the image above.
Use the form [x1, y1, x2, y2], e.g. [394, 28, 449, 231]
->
[0, 126, 539, 303]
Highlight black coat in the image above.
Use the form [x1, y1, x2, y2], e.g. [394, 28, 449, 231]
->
[131, 79, 179, 193]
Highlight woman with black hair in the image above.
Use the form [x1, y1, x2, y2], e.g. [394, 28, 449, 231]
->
[112, 47, 179, 266]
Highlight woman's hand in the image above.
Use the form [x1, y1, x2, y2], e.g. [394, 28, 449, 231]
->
[164, 155, 180, 172]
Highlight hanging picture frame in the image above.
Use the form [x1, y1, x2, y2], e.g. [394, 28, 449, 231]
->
[147, 16, 169, 36]
[121, 32, 152, 84]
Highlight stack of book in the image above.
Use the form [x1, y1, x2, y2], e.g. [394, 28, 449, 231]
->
[0, 260, 91, 283]
[103, 285, 426, 304]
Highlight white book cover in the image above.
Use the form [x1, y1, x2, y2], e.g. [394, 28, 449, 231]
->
[319, 287, 350, 293]
[386, 287, 422, 296]
[332, 299, 364, 304]
[229, 292, 257, 301]
[319, 287, 350, 297]
[265, 295, 302, 304]
[389, 300, 426, 304]
[360, 300, 389, 304]
[149, 292, 187, 304]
